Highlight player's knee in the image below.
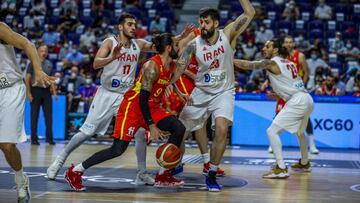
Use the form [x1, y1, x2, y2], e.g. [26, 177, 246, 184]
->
[217, 125, 228, 138]
[111, 140, 129, 157]
[0, 143, 15, 154]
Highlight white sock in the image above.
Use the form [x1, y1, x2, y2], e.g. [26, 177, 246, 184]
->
[135, 129, 147, 173]
[209, 163, 218, 172]
[202, 153, 210, 163]
[15, 169, 25, 184]
[59, 131, 92, 162]
[297, 133, 309, 165]
[73, 163, 85, 172]
[308, 134, 316, 148]
[158, 167, 166, 175]
[267, 124, 286, 169]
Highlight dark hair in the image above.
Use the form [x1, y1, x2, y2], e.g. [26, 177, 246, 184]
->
[199, 8, 220, 22]
[270, 38, 289, 58]
[152, 33, 173, 54]
[35, 41, 47, 49]
[284, 35, 294, 41]
[118, 13, 136, 25]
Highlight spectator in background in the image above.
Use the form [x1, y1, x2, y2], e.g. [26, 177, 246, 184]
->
[346, 70, 360, 94]
[337, 40, 360, 62]
[306, 50, 329, 89]
[60, 0, 78, 18]
[92, 0, 105, 12]
[64, 45, 84, 67]
[295, 33, 311, 53]
[58, 41, 71, 60]
[23, 10, 35, 29]
[255, 24, 274, 45]
[32, 0, 47, 16]
[58, 9, 80, 33]
[282, 0, 300, 21]
[28, 19, 44, 39]
[41, 25, 60, 46]
[62, 66, 86, 111]
[77, 74, 97, 113]
[245, 72, 265, 93]
[314, 0, 332, 20]
[333, 71, 346, 95]
[315, 75, 341, 96]
[80, 28, 96, 47]
[135, 20, 148, 38]
[352, 72, 360, 96]
[310, 38, 328, 60]
[149, 15, 165, 33]
[241, 41, 257, 60]
[53, 72, 65, 94]
[329, 32, 345, 53]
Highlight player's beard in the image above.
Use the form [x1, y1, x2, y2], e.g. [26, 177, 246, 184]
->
[123, 30, 134, 39]
[169, 47, 178, 59]
[201, 28, 215, 40]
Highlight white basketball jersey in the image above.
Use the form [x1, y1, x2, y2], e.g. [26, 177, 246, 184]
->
[194, 30, 235, 94]
[269, 56, 307, 101]
[101, 36, 140, 93]
[0, 42, 22, 88]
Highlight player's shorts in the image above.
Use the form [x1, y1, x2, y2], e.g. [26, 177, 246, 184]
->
[113, 99, 172, 141]
[0, 82, 27, 143]
[275, 98, 286, 115]
[273, 92, 314, 134]
[179, 87, 235, 132]
[80, 86, 123, 135]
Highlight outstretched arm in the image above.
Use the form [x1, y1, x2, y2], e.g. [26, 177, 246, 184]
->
[234, 59, 281, 75]
[224, 0, 255, 48]
[299, 53, 309, 85]
[171, 40, 196, 83]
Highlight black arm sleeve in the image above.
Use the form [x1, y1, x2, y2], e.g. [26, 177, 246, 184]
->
[139, 89, 154, 126]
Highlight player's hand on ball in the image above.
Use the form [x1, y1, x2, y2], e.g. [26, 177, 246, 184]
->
[149, 124, 166, 140]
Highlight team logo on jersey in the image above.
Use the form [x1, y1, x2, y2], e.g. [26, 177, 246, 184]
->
[204, 71, 226, 83]
[0, 73, 11, 88]
[112, 79, 121, 87]
[127, 127, 135, 136]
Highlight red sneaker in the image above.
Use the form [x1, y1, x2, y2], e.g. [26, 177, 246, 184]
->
[203, 162, 225, 177]
[154, 170, 184, 187]
[64, 164, 86, 191]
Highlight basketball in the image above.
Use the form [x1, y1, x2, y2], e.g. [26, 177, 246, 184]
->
[156, 143, 182, 169]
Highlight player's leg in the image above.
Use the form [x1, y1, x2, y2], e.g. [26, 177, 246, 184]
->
[0, 144, 30, 202]
[306, 118, 319, 154]
[154, 115, 186, 187]
[43, 89, 55, 145]
[64, 138, 131, 191]
[30, 89, 41, 145]
[134, 128, 154, 185]
[47, 88, 117, 180]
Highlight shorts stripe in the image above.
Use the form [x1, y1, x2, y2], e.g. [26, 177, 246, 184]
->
[120, 101, 132, 140]
[178, 77, 189, 95]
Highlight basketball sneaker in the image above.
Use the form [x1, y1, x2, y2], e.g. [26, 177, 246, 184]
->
[291, 159, 312, 172]
[203, 162, 225, 177]
[134, 171, 155, 185]
[310, 146, 320, 154]
[16, 175, 31, 203]
[47, 156, 64, 180]
[170, 163, 184, 176]
[64, 164, 86, 191]
[268, 146, 273, 153]
[154, 170, 184, 187]
[262, 165, 289, 179]
[205, 170, 221, 192]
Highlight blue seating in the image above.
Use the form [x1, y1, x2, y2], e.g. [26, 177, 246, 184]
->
[80, 16, 93, 27]
[67, 33, 80, 45]
[308, 20, 324, 31]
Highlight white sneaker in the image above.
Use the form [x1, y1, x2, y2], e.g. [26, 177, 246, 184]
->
[268, 146, 273, 153]
[17, 175, 31, 203]
[47, 156, 65, 180]
[310, 147, 320, 154]
[134, 171, 155, 185]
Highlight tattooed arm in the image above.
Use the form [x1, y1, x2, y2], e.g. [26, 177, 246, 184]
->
[234, 59, 281, 75]
[224, 0, 255, 48]
[171, 40, 196, 84]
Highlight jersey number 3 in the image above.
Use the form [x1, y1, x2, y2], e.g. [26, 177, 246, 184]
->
[286, 64, 299, 79]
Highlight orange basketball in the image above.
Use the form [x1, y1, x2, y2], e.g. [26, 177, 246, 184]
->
[156, 143, 182, 169]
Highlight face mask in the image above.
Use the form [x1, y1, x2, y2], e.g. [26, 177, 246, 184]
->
[354, 86, 359, 92]
[71, 72, 77, 79]
[20, 63, 26, 69]
[346, 44, 352, 49]
[55, 78, 61, 85]
[311, 54, 317, 60]
[299, 36, 304, 41]
[71, 49, 77, 55]
[247, 43, 253, 47]
[64, 43, 69, 48]
[259, 27, 265, 32]
[85, 79, 92, 84]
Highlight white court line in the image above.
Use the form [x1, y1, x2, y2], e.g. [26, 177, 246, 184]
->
[350, 184, 360, 192]
[32, 191, 50, 199]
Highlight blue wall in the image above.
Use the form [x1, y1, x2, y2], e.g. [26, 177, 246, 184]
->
[232, 94, 360, 149]
[24, 95, 66, 140]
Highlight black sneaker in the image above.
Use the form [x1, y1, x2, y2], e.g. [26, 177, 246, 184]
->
[31, 140, 40, 145]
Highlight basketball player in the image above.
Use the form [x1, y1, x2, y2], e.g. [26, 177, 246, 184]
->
[47, 13, 159, 185]
[0, 22, 54, 203]
[64, 33, 187, 191]
[163, 29, 225, 176]
[174, 0, 255, 191]
[269, 36, 319, 154]
[234, 38, 313, 179]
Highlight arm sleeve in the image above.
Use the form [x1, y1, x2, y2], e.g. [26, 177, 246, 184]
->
[139, 89, 154, 126]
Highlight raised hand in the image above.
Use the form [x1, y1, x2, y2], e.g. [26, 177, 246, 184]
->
[112, 43, 124, 61]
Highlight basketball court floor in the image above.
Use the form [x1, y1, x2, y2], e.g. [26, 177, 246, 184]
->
[0, 141, 359, 203]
